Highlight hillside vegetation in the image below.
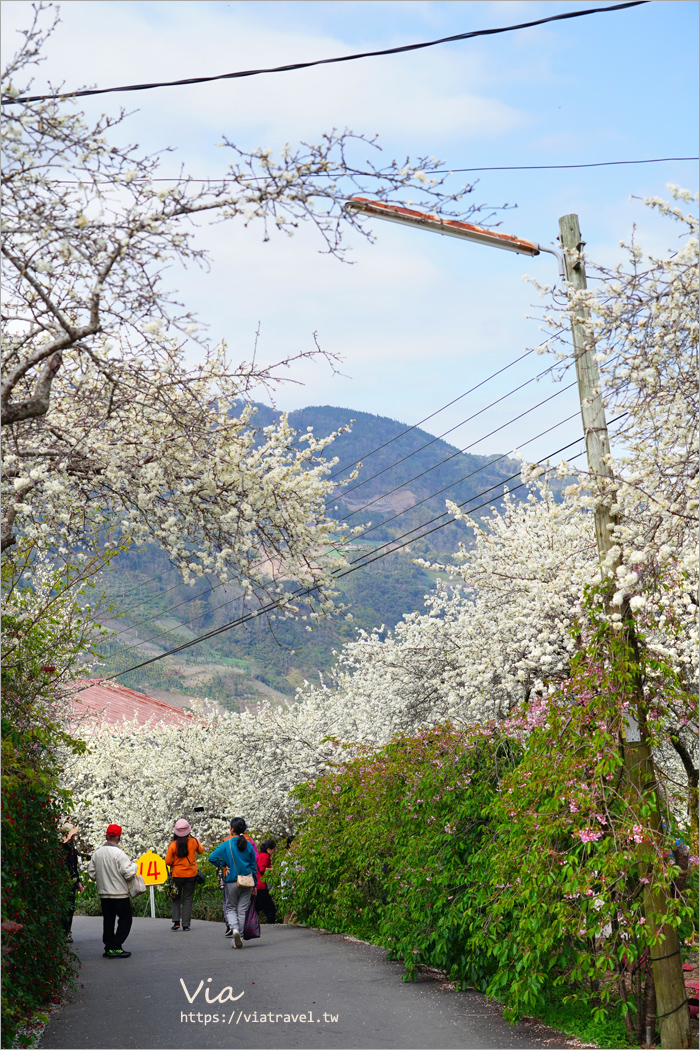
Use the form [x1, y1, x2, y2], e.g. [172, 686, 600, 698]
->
[93, 404, 521, 702]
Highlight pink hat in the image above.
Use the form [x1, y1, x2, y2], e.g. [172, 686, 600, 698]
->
[173, 818, 191, 836]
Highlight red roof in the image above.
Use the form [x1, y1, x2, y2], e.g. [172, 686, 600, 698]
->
[70, 679, 193, 729]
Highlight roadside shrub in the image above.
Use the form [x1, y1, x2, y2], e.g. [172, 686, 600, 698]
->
[1, 737, 74, 1048]
[273, 609, 698, 1036]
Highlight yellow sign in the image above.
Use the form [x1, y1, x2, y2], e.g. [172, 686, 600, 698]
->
[136, 851, 168, 885]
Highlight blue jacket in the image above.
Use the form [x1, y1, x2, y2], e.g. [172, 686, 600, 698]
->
[208, 836, 258, 885]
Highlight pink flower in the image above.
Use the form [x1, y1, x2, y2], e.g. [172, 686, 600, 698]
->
[577, 829, 603, 844]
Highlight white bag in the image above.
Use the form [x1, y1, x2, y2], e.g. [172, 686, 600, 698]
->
[127, 872, 147, 898]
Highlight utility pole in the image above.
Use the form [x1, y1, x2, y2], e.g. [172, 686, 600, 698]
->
[559, 215, 690, 1050]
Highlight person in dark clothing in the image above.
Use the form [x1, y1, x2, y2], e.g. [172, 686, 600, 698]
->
[256, 839, 277, 924]
[61, 825, 83, 940]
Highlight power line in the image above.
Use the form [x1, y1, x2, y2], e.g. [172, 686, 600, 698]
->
[107, 406, 622, 668]
[335, 375, 579, 515]
[105, 424, 623, 680]
[98, 338, 619, 657]
[328, 347, 537, 484]
[95, 346, 557, 642]
[431, 157, 699, 174]
[3, 2, 648, 106]
[334, 410, 625, 572]
[104, 576, 221, 639]
[43, 157, 700, 187]
[99, 567, 189, 620]
[102, 399, 580, 656]
[350, 410, 582, 544]
[103, 380, 579, 659]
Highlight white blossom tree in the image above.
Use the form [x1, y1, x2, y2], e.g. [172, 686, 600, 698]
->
[55, 137, 697, 850]
[2, 4, 494, 611]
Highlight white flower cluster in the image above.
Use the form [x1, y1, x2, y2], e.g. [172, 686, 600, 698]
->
[65, 474, 697, 852]
[2, 10, 484, 604]
[62, 192, 698, 849]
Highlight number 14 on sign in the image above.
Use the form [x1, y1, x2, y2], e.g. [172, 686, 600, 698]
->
[136, 851, 167, 919]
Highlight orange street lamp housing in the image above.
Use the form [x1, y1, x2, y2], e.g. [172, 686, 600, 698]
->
[345, 197, 565, 276]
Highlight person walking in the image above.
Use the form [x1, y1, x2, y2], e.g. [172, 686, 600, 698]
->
[165, 819, 204, 932]
[87, 824, 137, 959]
[61, 824, 83, 941]
[256, 839, 277, 925]
[208, 817, 257, 949]
[219, 817, 257, 935]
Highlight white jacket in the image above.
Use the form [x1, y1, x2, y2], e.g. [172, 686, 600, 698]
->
[88, 842, 138, 898]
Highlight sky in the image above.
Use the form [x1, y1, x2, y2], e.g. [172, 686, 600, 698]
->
[2, 0, 698, 466]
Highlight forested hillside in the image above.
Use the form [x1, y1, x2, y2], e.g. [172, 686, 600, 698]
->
[93, 404, 522, 703]
[254, 403, 521, 556]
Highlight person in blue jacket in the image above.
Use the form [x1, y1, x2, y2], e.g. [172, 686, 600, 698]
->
[208, 817, 257, 948]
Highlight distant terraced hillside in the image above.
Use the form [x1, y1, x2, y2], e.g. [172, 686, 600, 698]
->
[94, 404, 523, 703]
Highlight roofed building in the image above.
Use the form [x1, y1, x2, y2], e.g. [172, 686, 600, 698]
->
[70, 679, 193, 729]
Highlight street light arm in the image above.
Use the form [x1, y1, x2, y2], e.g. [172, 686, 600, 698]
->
[536, 244, 566, 280]
[345, 197, 541, 257]
[345, 197, 564, 278]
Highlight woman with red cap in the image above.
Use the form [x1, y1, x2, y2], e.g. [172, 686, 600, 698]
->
[165, 818, 204, 931]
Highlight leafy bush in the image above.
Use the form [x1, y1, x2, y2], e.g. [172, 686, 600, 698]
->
[273, 614, 698, 1038]
[1, 550, 98, 1047]
[1, 739, 74, 1048]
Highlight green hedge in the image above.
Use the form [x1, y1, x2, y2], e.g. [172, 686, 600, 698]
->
[272, 713, 696, 1049]
[1, 751, 73, 1048]
[76, 861, 227, 922]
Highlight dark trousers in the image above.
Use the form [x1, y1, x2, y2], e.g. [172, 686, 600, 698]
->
[62, 888, 77, 935]
[172, 877, 197, 927]
[256, 888, 277, 924]
[100, 896, 132, 950]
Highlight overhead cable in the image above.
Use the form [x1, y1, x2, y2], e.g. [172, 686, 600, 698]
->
[3, 3, 648, 106]
[104, 383, 580, 659]
[328, 346, 537, 483]
[100, 564, 178, 608]
[103, 399, 583, 655]
[334, 375, 579, 514]
[105, 418, 624, 674]
[97, 343, 559, 637]
[104, 424, 623, 680]
[45, 157, 700, 188]
[350, 410, 582, 543]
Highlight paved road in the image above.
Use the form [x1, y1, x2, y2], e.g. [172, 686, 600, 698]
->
[41, 917, 571, 1050]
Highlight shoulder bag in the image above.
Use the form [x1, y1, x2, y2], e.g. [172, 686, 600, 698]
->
[243, 896, 261, 940]
[165, 865, 179, 899]
[228, 838, 255, 887]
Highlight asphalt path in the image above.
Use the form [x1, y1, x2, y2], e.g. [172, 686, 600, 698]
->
[41, 917, 572, 1050]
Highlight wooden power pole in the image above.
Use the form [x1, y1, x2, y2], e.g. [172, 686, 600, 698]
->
[559, 214, 691, 1050]
[562, 215, 692, 1050]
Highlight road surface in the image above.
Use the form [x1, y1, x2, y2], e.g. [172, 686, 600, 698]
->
[41, 916, 572, 1050]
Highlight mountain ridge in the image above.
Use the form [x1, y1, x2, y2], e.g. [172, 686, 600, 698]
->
[96, 403, 524, 702]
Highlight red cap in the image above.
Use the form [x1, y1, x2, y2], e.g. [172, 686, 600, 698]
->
[106, 824, 122, 837]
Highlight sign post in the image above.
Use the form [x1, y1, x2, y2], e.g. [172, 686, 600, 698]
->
[136, 851, 168, 919]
